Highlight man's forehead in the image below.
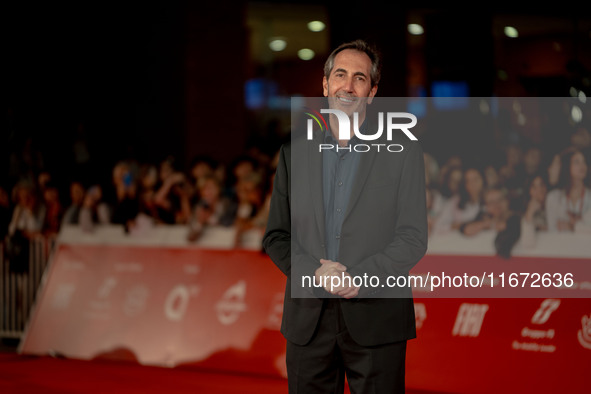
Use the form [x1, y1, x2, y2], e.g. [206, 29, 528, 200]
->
[332, 49, 372, 73]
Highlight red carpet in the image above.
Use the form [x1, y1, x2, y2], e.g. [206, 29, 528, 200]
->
[0, 353, 288, 394]
[0, 353, 439, 393]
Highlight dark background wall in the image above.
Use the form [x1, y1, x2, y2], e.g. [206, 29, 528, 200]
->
[3, 1, 590, 189]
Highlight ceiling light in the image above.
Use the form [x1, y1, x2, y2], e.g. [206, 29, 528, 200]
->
[298, 48, 315, 61]
[307, 21, 325, 32]
[407, 23, 424, 35]
[269, 39, 287, 52]
[504, 26, 518, 38]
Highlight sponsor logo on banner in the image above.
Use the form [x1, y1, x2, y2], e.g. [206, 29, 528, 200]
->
[452, 303, 489, 337]
[216, 280, 248, 326]
[51, 283, 76, 310]
[123, 285, 149, 317]
[578, 313, 591, 350]
[414, 303, 426, 329]
[164, 284, 200, 322]
[531, 299, 560, 324]
[265, 292, 284, 330]
[512, 299, 560, 353]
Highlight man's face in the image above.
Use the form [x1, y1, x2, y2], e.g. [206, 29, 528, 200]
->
[323, 49, 378, 116]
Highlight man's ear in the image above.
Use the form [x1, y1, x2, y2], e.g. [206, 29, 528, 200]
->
[323, 76, 328, 97]
[367, 84, 378, 104]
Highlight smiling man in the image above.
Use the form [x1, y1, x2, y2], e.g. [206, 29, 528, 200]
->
[264, 40, 428, 393]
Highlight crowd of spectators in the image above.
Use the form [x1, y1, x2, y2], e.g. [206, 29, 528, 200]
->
[1, 147, 279, 253]
[425, 138, 591, 257]
[1, 129, 590, 259]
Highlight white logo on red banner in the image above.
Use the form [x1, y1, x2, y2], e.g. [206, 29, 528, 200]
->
[124, 285, 149, 317]
[452, 303, 489, 337]
[578, 313, 591, 350]
[216, 280, 247, 326]
[531, 299, 561, 325]
[164, 284, 200, 322]
[50, 283, 76, 310]
[414, 303, 426, 329]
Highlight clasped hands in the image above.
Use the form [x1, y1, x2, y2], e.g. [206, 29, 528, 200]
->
[314, 259, 360, 299]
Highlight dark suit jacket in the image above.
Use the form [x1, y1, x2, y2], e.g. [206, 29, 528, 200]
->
[263, 126, 428, 347]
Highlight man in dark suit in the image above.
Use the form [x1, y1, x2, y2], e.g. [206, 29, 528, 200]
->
[263, 39, 428, 393]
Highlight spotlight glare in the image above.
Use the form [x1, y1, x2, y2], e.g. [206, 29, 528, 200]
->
[307, 21, 325, 32]
[298, 48, 315, 61]
[504, 26, 518, 38]
[571, 105, 583, 123]
[408, 23, 424, 35]
[269, 39, 287, 52]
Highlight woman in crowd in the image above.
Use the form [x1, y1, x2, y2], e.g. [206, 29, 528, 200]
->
[187, 175, 237, 242]
[153, 157, 192, 225]
[79, 185, 111, 232]
[519, 173, 549, 247]
[546, 147, 591, 232]
[433, 167, 485, 235]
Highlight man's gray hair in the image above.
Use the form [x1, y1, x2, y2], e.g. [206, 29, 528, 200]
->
[323, 39, 381, 87]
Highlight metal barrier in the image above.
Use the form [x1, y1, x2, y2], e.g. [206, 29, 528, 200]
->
[0, 235, 56, 338]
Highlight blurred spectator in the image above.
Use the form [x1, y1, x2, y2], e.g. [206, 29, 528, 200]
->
[110, 161, 140, 231]
[546, 148, 590, 232]
[233, 172, 265, 248]
[423, 152, 440, 188]
[426, 186, 445, 236]
[547, 153, 561, 189]
[79, 185, 111, 232]
[461, 187, 521, 258]
[437, 164, 463, 202]
[523, 146, 543, 177]
[187, 175, 237, 242]
[229, 155, 259, 186]
[520, 173, 549, 248]
[62, 181, 86, 225]
[42, 181, 62, 235]
[37, 171, 52, 193]
[189, 155, 217, 193]
[6, 181, 45, 273]
[483, 164, 500, 189]
[153, 156, 192, 224]
[498, 143, 525, 192]
[0, 186, 11, 240]
[137, 164, 160, 221]
[571, 127, 591, 150]
[433, 167, 484, 234]
[8, 181, 45, 238]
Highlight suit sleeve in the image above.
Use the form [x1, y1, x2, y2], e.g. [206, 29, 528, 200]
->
[346, 141, 428, 296]
[263, 144, 321, 285]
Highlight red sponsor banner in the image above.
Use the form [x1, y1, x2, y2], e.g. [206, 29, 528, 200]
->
[20, 245, 591, 393]
[20, 245, 288, 377]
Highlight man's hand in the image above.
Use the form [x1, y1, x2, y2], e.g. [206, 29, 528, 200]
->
[315, 259, 360, 299]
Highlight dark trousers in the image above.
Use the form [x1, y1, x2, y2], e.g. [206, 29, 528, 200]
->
[286, 299, 407, 394]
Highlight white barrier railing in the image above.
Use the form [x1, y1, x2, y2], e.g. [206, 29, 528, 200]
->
[0, 235, 56, 338]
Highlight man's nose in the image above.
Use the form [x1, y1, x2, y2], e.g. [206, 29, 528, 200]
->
[343, 76, 354, 92]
